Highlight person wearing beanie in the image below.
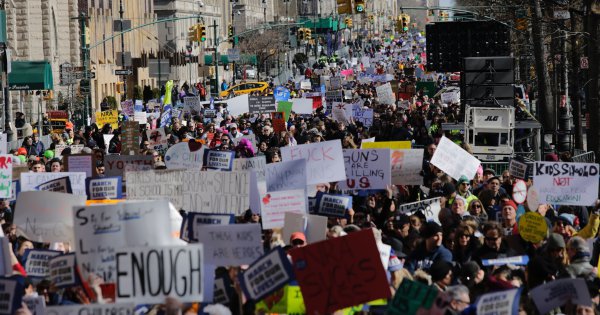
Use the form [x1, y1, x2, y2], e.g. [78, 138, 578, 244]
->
[456, 175, 478, 209]
[565, 236, 594, 278]
[552, 203, 600, 242]
[405, 221, 453, 273]
[500, 199, 518, 236]
[430, 260, 453, 291]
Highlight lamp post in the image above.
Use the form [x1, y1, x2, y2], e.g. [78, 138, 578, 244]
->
[119, 0, 127, 101]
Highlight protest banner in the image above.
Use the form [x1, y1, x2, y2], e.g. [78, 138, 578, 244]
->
[13, 191, 86, 243]
[165, 142, 204, 170]
[390, 149, 424, 185]
[430, 136, 481, 180]
[280, 140, 346, 185]
[104, 155, 153, 178]
[226, 94, 250, 116]
[95, 109, 118, 129]
[203, 150, 235, 171]
[22, 296, 45, 315]
[115, 244, 204, 304]
[233, 156, 266, 180]
[121, 100, 134, 116]
[476, 288, 521, 315]
[73, 200, 172, 281]
[66, 155, 92, 177]
[35, 176, 72, 194]
[518, 212, 548, 244]
[266, 159, 306, 192]
[530, 278, 592, 315]
[389, 279, 451, 315]
[271, 112, 287, 134]
[0, 155, 12, 199]
[352, 104, 374, 127]
[376, 83, 395, 105]
[45, 303, 135, 315]
[184, 212, 234, 243]
[290, 229, 390, 314]
[249, 96, 277, 114]
[0, 238, 11, 276]
[147, 127, 169, 152]
[195, 224, 263, 266]
[49, 253, 79, 288]
[86, 176, 123, 200]
[183, 96, 201, 112]
[339, 149, 390, 190]
[261, 189, 307, 229]
[0, 278, 21, 315]
[21, 172, 86, 196]
[291, 98, 313, 114]
[481, 255, 529, 266]
[509, 159, 529, 179]
[397, 198, 442, 224]
[240, 247, 294, 302]
[121, 121, 140, 155]
[317, 194, 352, 217]
[533, 161, 599, 206]
[23, 249, 62, 278]
[361, 141, 411, 149]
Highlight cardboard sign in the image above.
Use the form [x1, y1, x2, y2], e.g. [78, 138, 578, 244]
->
[277, 101, 293, 121]
[291, 98, 314, 114]
[104, 155, 153, 178]
[533, 161, 599, 206]
[389, 279, 449, 315]
[49, 253, 79, 288]
[430, 136, 481, 181]
[397, 198, 442, 224]
[339, 149, 391, 190]
[86, 176, 123, 199]
[317, 194, 352, 217]
[0, 238, 11, 276]
[45, 303, 135, 315]
[233, 156, 266, 181]
[261, 189, 307, 229]
[121, 121, 140, 155]
[23, 249, 62, 278]
[240, 247, 294, 302]
[352, 104, 373, 127]
[518, 212, 548, 244]
[35, 176, 72, 194]
[195, 224, 264, 266]
[21, 172, 86, 196]
[147, 127, 169, 152]
[73, 200, 173, 281]
[266, 159, 306, 192]
[203, 150, 235, 171]
[115, 244, 204, 304]
[530, 278, 592, 315]
[95, 109, 119, 129]
[183, 96, 201, 112]
[361, 141, 411, 149]
[376, 83, 395, 105]
[22, 296, 45, 315]
[165, 142, 204, 170]
[13, 191, 86, 243]
[249, 96, 277, 114]
[0, 278, 21, 315]
[0, 155, 12, 199]
[481, 255, 529, 266]
[280, 140, 346, 185]
[66, 155, 93, 178]
[290, 229, 390, 314]
[271, 112, 287, 134]
[509, 159, 528, 179]
[390, 149, 424, 185]
[184, 212, 234, 243]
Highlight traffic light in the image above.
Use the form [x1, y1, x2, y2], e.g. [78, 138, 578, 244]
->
[199, 24, 207, 42]
[188, 24, 199, 42]
[345, 18, 353, 28]
[298, 28, 305, 40]
[305, 28, 311, 40]
[116, 82, 124, 94]
[355, 0, 365, 13]
[368, 15, 374, 23]
[228, 24, 234, 37]
[401, 14, 410, 32]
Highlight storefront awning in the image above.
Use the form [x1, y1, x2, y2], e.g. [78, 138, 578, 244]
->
[8, 61, 54, 91]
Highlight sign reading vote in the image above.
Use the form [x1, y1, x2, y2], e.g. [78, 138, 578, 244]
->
[339, 149, 390, 190]
[533, 161, 600, 206]
[195, 224, 264, 266]
[248, 96, 277, 114]
[240, 247, 294, 302]
[280, 140, 346, 185]
[116, 244, 204, 304]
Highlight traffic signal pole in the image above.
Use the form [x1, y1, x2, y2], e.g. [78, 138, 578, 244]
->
[210, 20, 219, 97]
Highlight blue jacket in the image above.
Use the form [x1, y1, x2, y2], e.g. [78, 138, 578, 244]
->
[406, 243, 453, 273]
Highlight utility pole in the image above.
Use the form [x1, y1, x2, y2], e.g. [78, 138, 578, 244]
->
[531, 0, 555, 134]
[570, 9, 583, 149]
[0, 0, 11, 140]
[210, 20, 219, 97]
[231, 1, 236, 85]
[77, 13, 90, 124]
[587, 2, 600, 154]
[119, 0, 127, 101]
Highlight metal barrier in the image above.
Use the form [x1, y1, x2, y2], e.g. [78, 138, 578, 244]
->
[480, 162, 510, 175]
[572, 151, 596, 163]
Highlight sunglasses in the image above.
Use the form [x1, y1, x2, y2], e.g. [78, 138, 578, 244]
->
[473, 204, 482, 208]
[485, 236, 500, 241]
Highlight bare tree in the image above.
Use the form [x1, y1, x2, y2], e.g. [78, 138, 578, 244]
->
[237, 29, 290, 79]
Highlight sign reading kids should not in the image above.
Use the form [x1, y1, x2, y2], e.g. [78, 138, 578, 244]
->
[533, 161, 599, 206]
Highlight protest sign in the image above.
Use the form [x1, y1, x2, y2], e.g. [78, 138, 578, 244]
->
[134, 109, 147, 124]
[261, 189, 307, 229]
[21, 172, 86, 196]
[339, 149, 390, 190]
[397, 198, 442, 224]
[116, 244, 204, 304]
[0, 238, 11, 276]
[509, 159, 529, 179]
[13, 191, 86, 243]
[533, 161, 599, 206]
[271, 112, 287, 134]
[147, 127, 169, 152]
[0, 134, 6, 155]
[165, 142, 205, 170]
[121, 100, 134, 116]
[104, 155, 153, 178]
[441, 90, 460, 105]
[45, 303, 135, 315]
[0, 155, 12, 199]
[513, 179, 527, 204]
[66, 155, 92, 177]
[280, 140, 346, 185]
[266, 159, 306, 192]
[317, 194, 352, 217]
[213, 275, 233, 305]
[185, 212, 234, 243]
[305, 214, 328, 243]
[49, 253, 79, 288]
[95, 109, 118, 129]
[290, 229, 390, 314]
[35, 176, 72, 193]
[240, 247, 294, 302]
[481, 255, 529, 266]
[274, 86, 291, 102]
[232, 134, 258, 152]
[126, 169, 186, 208]
[376, 83, 395, 105]
[203, 108, 217, 118]
[195, 224, 263, 266]
[183, 96, 201, 112]
[518, 212, 548, 244]
[86, 176, 123, 199]
[54, 144, 70, 157]
[73, 200, 172, 281]
[226, 94, 250, 116]
[476, 288, 521, 315]
[22, 296, 45, 315]
[352, 104, 374, 127]
[390, 149, 424, 185]
[530, 278, 592, 315]
[121, 121, 140, 155]
[332, 104, 350, 124]
[430, 136, 481, 180]
[361, 141, 411, 149]
[203, 150, 234, 171]
[0, 278, 21, 315]
[233, 156, 266, 180]
[291, 98, 313, 114]
[282, 212, 305, 245]
[249, 96, 277, 114]
[277, 101, 293, 121]
[24, 249, 62, 278]
[389, 279, 451, 315]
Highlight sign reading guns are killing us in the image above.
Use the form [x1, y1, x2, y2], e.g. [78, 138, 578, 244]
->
[339, 149, 390, 190]
[430, 136, 481, 180]
[116, 244, 204, 304]
[280, 140, 346, 185]
[533, 161, 600, 206]
[45, 303, 135, 315]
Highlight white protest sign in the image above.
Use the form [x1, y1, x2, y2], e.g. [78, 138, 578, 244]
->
[397, 198, 442, 224]
[240, 247, 293, 301]
[232, 134, 258, 152]
[0, 238, 11, 276]
[317, 194, 352, 217]
[530, 278, 592, 315]
[13, 191, 86, 243]
[22, 296, 45, 315]
[105, 155, 154, 179]
[233, 156, 266, 181]
[203, 150, 234, 171]
[0, 155, 12, 198]
[116, 244, 204, 304]
[49, 253, 78, 288]
[280, 140, 346, 185]
[305, 214, 328, 243]
[183, 96, 201, 112]
[533, 161, 599, 206]
[45, 303, 135, 315]
[0, 278, 19, 315]
[339, 149, 391, 190]
[430, 136, 481, 180]
[476, 288, 521, 315]
[0, 134, 7, 155]
[441, 90, 460, 104]
[376, 83, 395, 105]
[147, 127, 169, 152]
[164, 142, 205, 170]
[300, 80, 312, 90]
[283, 212, 305, 246]
[226, 94, 250, 117]
[509, 159, 529, 179]
[87, 176, 122, 199]
[390, 149, 424, 185]
[332, 105, 350, 124]
[291, 98, 314, 114]
[21, 172, 86, 196]
[23, 249, 62, 278]
[73, 200, 172, 281]
[36, 176, 72, 194]
[266, 159, 307, 192]
[186, 212, 234, 243]
[261, 189, 307, 229]
[67, 155, 92, 177]
[377, 242, 391, 271]
[195, 224, 263, 266]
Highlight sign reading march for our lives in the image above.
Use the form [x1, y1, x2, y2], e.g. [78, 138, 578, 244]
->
[391, 149, 424, 186]
[481, 255, 529, 266]
[49, 253, 80, 288]
[45, 303, 135, 315]
[195, 224, 264, 266]
[476, 288, 521, 315]
[317, 194, 352, 217]
[533, 161, 600, 206]
[165, 142, 205, 170]
[23, 249, 62, 278]
[203, 150, 235, 171]
[430, 136, 481, 180]
[239, 247, 294, 302]
[339, 149, 390, 190]
[85, 176, 123, 200]
[265, 159, 306, 192]
[35, 176, 72, 194]
[0, 155, 12, 199]
[530, 278, 592, 315]
[0, 278, 22, 315]
[21, 172, 87, 196]
[115, 244, 204, 304]
[183, 212, 234, 243]
[397, 198, 442, 224]
[280, 140, 346, 185]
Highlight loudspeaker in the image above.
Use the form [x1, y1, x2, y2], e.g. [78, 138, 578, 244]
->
[464, 71, 514, 85]
[465, 85, 514, 100]
[463, 57, 514, 71]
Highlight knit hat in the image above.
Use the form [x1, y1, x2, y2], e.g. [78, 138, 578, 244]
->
[556, 213, 575, 226]
[457, 175, 470, 186]
[388, 256, 403, 272]
[442, 182, 456, 196]
[483, 168, 496, 176]
[502, 200, 518, 210]
[546, 233, 566, 250]
[429, 260, 452, 282]
[460, 261, 481, 284]
[420, 221, 443, 239]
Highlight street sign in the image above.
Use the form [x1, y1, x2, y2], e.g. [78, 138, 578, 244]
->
[115, 69, 133, 76]
[89, 72, 96, 79]
[553, 10, 570, 19]
[227, 48, 240, 62]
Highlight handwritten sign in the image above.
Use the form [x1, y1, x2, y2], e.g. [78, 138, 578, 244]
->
[184, 96, 201, 112]
[0, 155, 12, 199]
[518, 212, 548, 243]
[281, 140, 346, 185]
[165, 142, 204, 170]
[86, 176, 123, 200]
[121, 121, 140, 155]
[49, 253, 79, 288]
[0, 278, 21, 315]
[376, 83, 395, 105]
[266, 159, 306, 192]
[104, 155, 153, 178]
[116, 244, 204, 304]
[397, 198, 442, 224]
[66, 155, 92, 177]
[45, 303, 135, 315]
[390, 149, 424, 185]
[23, 249, 62, 278]
[35, 176, 72, 194]
[290, 229, 390, 314]
[184, 212, 234, 243]
[261, 189, 307, 229]
[233, 156, 266, 180]
[195, 224, 263, 266]
[240, 247, 294, 301]
[339, 149, 390, 190]
[147, 127, 168, 152]
[509, 159, 529, 179]
[352, 104, 373, 127]
[203, 150, 234, 171]
[430, 136, 481, 180]
[21, 172, 86, 196]
[317, 194, 352, 217]
[530, 278, 592, 315]
[533, 161, 599, 206]
[95, 109, 119, 129]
